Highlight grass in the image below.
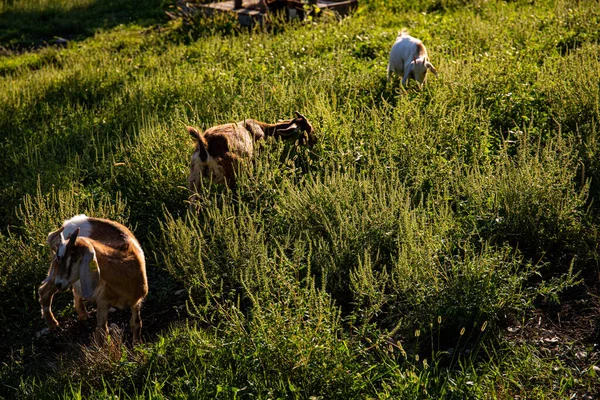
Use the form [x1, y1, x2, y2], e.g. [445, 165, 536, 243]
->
[1, 0, 600, 398]
[0, 0, 164, 50]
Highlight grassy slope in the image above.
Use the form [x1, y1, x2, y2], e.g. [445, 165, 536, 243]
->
[1, 0, 600, 398]
[0, 0, 164, 49]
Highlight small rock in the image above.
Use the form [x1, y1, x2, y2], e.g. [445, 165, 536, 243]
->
[592, 365, 600, 372]
[36, 327, 50, 338]
[55, 37, 68, 47]
[576, 351, 588, 359]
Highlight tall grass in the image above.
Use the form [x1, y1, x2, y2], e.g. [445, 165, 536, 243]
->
[1, 0, 599, 398]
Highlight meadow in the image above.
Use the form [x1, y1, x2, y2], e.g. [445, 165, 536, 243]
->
[1, 0, 599, 398]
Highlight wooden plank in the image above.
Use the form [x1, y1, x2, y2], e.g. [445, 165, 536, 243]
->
[176, 0, 358, 26]
[316, 0, 357, 15]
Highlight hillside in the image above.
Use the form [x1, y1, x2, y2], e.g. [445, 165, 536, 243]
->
[1, 0, 599, 398]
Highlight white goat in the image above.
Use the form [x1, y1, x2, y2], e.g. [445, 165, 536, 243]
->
[38, 215, 148, 343]
[387, 30, 438, 88]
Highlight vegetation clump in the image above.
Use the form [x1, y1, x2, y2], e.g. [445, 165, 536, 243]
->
[1, 0, 599, 398]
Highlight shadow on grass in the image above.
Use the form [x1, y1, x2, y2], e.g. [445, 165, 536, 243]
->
[0, 0, 166, 50]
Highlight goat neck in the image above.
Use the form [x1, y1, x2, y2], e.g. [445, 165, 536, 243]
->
[243, 119, 298, 140]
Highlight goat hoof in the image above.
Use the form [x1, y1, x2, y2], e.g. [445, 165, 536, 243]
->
[36, 327, 51, 338]
[47, 320, 60, 331]
[93, 329, 109, 344]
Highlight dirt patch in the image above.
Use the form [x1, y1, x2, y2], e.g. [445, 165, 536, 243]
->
[505, 280, 600, 397]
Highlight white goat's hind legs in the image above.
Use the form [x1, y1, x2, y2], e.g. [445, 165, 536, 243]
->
[39, 281, 59, 330]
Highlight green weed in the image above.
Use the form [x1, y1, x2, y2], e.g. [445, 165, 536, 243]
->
[1, 0, 600, 398]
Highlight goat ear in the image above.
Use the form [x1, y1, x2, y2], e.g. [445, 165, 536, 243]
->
[294, 111, 306, 120]
[425, 61, 438, 77]
[47, 226, 65, 252]
[79, 247, 100, 299]
[187, 126, 202, 141]
[277, 123, 299, 137]
[67, 228, 79, 249]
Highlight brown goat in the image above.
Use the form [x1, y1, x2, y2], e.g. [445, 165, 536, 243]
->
[187, 111, 316, 192]
[39, 215, 148, 343]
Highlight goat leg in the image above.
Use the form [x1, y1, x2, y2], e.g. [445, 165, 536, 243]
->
[93, 300, 110, 343]
[130, 301, 143, 344]
[220, 152, 239, 190]
[38, 281, 60, 330]
[72, 286, 89, 321]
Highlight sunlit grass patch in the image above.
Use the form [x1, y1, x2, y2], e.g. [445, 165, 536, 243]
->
[1, 0, 600, 398]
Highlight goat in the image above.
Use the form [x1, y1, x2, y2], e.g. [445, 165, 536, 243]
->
[387, 30, 438, 88]
[187, 111, 316, 191]
[38, 215, 148, 343]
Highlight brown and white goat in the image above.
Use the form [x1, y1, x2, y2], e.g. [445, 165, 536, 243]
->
[187, 111, 316, 191]
[38, 215, 148, 343]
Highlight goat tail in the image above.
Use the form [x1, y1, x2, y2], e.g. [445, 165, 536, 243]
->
[187, 126, 209, 162]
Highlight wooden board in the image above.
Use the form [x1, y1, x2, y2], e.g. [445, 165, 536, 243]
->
[174, 0, 358, 27]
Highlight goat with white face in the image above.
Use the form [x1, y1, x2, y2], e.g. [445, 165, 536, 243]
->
[187, 111, 316, 192]
[387, 30, 438, 89]
[39, 215, 148, 343]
